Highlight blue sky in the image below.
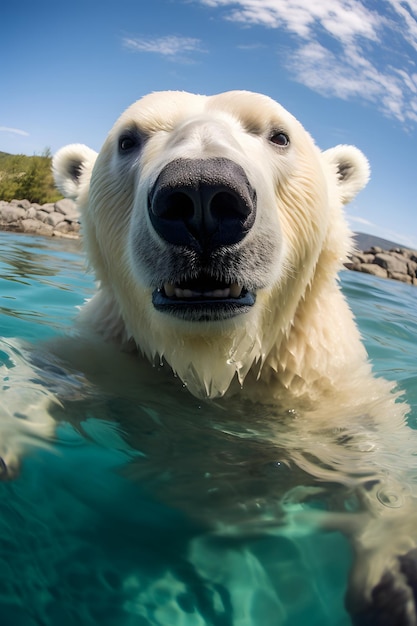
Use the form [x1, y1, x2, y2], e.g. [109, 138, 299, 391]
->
[2, 0, 417, 247]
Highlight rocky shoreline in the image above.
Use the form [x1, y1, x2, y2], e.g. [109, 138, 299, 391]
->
[0, 198, 80, 239]
[1, 199, 416, 286]
[345, 246, 417, 286]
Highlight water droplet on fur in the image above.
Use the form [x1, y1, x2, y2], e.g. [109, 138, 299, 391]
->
[358, 441, 376, 452]
[377, 488, 403, 508]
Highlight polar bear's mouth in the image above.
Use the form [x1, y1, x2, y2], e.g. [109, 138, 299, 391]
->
[152, 276, 256, 321]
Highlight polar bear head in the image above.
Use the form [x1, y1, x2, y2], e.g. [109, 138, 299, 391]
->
[53, 90, 369, 399]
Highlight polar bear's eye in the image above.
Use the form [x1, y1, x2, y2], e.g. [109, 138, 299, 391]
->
[118, 132, 142, 153]
[269, 132, 290, 147]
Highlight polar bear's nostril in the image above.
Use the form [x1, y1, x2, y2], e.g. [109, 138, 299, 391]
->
[162, 191, 195, 223]
[148, 157, 256, 253]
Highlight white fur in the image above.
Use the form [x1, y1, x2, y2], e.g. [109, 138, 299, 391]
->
[53, 143, 97, 200]
[53, 90, 371, 402]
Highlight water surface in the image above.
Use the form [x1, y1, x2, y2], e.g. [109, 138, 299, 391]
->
[0, 231, 416, 626]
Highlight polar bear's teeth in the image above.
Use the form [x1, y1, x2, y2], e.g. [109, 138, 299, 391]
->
[163, 283, 176, 297]
[175, 288, 201, 298]
[205, 289, 230, 298]
[163, 282, 243, 299]
[229, 283, 243, 298]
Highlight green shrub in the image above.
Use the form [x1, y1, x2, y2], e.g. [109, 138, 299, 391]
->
[0, 149, 63, 204]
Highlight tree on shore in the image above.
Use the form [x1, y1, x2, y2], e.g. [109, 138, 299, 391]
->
[0, 149, 62, 204]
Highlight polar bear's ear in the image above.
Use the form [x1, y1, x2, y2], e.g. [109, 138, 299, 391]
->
[322, 145, 370, 205]
[53, 144, 98, 200]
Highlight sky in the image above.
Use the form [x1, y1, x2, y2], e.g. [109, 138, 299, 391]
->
[1, 0, 417, 248]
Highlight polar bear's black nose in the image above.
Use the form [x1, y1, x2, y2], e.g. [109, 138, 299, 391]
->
[148, 157, 257, 252]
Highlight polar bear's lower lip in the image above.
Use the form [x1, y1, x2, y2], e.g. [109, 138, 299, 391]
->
[152, 283, 256, 320]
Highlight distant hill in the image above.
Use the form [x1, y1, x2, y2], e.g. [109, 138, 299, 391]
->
[353, 232, 414, 252]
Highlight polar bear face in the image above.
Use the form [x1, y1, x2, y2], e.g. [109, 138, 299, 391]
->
[54, 90, 370, 399]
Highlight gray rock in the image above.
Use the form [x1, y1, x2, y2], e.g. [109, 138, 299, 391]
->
[55, 198, 77, 216]
[36, 210, 49, 223]
[52, 229, 79, 240]
[40, 203, 55, 214]
[45, 212, 65, 227]
[351, 252, 375, 264]
[364, 246, 383, 254]
[388, 272, 412, 284]
[407, 260, 417, 277]
[387, 251, 411, 262]
[26, 207, 37, 219]
[21, 219, 54, 236]
[373, 253, 408, 274]
[0, 206, 27, 222]
[54, 220, 72, 233]
[17, 199, 31, 210]
[358, 263, 388, 278]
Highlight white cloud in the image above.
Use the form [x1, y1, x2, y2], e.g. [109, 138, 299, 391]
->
[348, 216, 376, 227]
[199, 0, 417, 125]
[201, 0, 381, 40]
[0, 126, 29, 136]
[288, 41, 417, 124]
[386, 0, 417, 52]
[123, 35, 204, 60]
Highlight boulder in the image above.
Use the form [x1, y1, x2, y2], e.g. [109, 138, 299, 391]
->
[358, 263, 388, 278]
[26, 207, 37, 219]
[0, 206, 27, 222]
[388, 272, 412, 284]
[36, 210, 49, 223]
[53, 220, 73, 233]
[407, 260, 417, 277]
[45, 212, 65, 227]
[40, 203, 55, 214]
[20, 219, 54, 236]
[54, 198, 77, 216]
[364, 246, 383, 254]
[373, 253, 409, 274]
[351, 252, 375, 264]
[16, 199, 31, 210]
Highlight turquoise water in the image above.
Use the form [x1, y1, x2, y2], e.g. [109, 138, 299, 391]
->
[0, 231, 416, 626]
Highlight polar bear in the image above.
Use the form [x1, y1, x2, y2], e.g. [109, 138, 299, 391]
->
[48, 91, 417, 624]
[3, 90, 416, 624]
[53, 90, 373, 403]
